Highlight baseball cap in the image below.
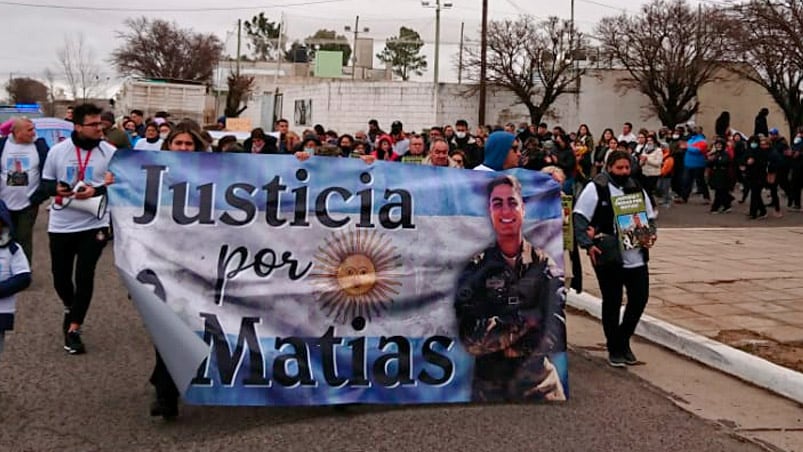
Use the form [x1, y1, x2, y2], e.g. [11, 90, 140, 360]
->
[769, 128, 779, 135]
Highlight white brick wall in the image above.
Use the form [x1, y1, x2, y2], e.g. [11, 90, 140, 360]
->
[231, 68, 776, 139]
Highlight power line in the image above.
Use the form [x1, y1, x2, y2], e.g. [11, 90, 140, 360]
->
[0, 0, 349, 12]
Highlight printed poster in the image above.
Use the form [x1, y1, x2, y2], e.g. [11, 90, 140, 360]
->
[108, 150, 568, 406]
[612, 193, 655, 251]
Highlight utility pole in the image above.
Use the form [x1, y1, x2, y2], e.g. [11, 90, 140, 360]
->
[236, 19, 242, 76]
[478, 0, 488, 125]
[458, 21, 464, 84]
[422, 1, 452, 84]
[345, 16, 369, 80]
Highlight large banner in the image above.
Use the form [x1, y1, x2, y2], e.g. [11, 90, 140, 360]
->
[109, 150, 568, 406]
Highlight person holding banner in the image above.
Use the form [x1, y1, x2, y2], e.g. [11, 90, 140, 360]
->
[572, 150, 657, 368]
[41, 103, 115, 355]
[455, 175, 566, 401]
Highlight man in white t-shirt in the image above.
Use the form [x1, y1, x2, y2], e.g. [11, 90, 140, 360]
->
[617, 122, 637, 144]
[41, 103, 116, 355]
[0, 118, 50, 262]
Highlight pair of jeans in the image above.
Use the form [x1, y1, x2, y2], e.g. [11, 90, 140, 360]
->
[711, 187, 733, 212]
[49, 228, 108, 327]
[790, 167, 803, 208]
[657, 177, 672, 205]
[749, 181, 767, 218]
[9, 204, 39, 264]
[592, 264, 650, 354]
[767, 182, 780, 212]
[682, 167, 709, 201]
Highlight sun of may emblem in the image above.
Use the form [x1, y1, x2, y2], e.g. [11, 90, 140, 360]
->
[311, 229, 403, 323]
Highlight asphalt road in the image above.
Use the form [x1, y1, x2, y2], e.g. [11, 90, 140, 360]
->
[0, 207, 763, 451]
[656, 190, 803, 228]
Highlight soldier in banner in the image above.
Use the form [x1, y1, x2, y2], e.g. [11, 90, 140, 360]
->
[454, 175, 566, 402]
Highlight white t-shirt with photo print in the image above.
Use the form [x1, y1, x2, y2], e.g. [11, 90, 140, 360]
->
[0, 138, 40, 211]
[0, 242, 31, 331]
[42, 139, 116, 233]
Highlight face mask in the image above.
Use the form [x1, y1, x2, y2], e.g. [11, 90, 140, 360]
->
[159, 132, 168, 140]
[672, 134, 680, 140]
[304, 147, 315, 155]
[795, 137, 802, 145]
[340, 146, 352, 153]
[750, 143, 759, 149]
[455, 131, 466, 139]
[609, 173, 629, 186]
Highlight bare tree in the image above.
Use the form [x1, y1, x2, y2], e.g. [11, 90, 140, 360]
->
[224, 73, 256, 117]
[112, 17, 224, 83]
[727, 0, 803, 136]
[6, 77, 48, 104]
[596, 0, 731, 128]
[57, 33, 103, 102]
[462, 16, 585, 125]
[43, 68, 58, 116]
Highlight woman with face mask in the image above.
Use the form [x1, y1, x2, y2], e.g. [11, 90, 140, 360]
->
[745, 136, 769, 219]
[707, 138, 734, 213]
[158, 123, 172, 141]
[573, 151, 657, 367]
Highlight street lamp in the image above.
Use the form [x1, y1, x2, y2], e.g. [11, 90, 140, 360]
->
[345, 16, 370, 80]
[422, 0, 453, 84]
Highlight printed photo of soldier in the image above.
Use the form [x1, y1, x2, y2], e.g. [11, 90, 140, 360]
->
[454, 174, 566, 402]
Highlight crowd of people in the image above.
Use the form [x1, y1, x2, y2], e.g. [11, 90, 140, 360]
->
[0, 101, 801, 417]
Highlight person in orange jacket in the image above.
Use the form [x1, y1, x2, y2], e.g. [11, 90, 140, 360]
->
[658, 144, 675, 207]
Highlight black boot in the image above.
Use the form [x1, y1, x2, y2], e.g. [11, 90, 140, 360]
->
[150, 396, 178, 420]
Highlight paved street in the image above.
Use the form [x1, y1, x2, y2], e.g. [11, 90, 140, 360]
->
[0, 205, 779, 451]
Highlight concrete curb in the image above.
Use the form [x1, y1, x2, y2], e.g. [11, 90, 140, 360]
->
[567, 290, 803, 405]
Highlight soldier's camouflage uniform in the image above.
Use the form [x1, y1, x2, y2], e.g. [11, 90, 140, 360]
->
[455, 240, 566, 401]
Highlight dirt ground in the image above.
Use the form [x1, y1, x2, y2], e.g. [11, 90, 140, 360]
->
[715, 329, 803, 374]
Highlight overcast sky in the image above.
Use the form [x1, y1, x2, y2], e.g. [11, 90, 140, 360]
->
[1, 0, 715, 90]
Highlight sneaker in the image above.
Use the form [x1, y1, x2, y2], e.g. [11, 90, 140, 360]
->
[723, 207, 733, 213]
[623, 348, 639, 365]
[709, 210, 720, 214]
[757, 213, 768, 220]
[65, 330, 86, 355]
[150, 397, 178, 420]
[607, 353, 627, 368]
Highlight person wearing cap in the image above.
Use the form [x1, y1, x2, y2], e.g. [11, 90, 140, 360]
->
[100, 112, 131, 149]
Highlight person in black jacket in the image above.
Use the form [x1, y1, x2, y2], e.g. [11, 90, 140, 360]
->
[715, 111, 730, 138]
[745, 136, 769, 219]
[707, 138, 733, 213]
[754, 107, 770, 137]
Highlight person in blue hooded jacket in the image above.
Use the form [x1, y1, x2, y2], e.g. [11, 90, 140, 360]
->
[0, 199, 33, 361]
[680, 130, 710, 203]
[473, 131, 520, 172]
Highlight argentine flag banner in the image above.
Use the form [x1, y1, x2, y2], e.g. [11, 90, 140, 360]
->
[109, 150, 568, 406]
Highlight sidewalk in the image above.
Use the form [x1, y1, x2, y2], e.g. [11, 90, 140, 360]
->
[574, 226, 803, 377]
